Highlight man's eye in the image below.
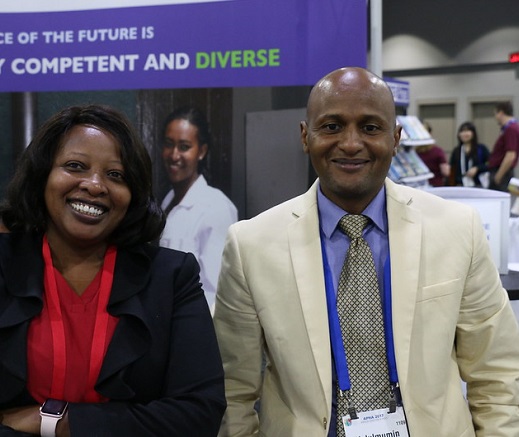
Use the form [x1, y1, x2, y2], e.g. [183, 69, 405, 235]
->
[363, 124, 380, 133]
[324, 123, 340, 132]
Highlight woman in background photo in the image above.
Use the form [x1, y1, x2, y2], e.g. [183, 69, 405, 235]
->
[159, 106, 237, 314]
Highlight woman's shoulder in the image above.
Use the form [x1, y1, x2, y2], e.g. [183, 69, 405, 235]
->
[130, 242, 193, 260]
[0, 232, 42, 268]
[193, 183, 237, 215]
[0, 231, 40, 248]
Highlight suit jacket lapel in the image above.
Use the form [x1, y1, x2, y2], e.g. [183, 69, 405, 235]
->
[0, 233, 44, 403]
[96, 246, 153, 399]
[0, 235, 155, 402]
[385, 179, 422, 387]
[287, 181, 332, 410]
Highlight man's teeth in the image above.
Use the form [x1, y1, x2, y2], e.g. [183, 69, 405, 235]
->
[71, 202, 104, 217]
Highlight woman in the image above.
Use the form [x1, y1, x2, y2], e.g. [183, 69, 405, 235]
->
[449, 121, 490, 187]
[0, 105, 225, 436]
[159, 106, 237, 313]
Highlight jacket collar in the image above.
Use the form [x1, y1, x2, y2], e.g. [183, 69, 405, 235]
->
[96, 244, 154, 398]
[384, 178, 422, 386]
[0, 233, 44, 327]
[0, 233, 45, 403]
[287, 180, 332, 410]
[286, 179, 423, 406]
[0, 233, 155, 402]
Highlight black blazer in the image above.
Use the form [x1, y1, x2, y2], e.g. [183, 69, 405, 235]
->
[0, 233, 225, 436]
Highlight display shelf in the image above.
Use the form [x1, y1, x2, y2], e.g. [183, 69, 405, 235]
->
[397, 115, 436, 147]
[389, 115, 437, 188]
[389, 148, 433, 187]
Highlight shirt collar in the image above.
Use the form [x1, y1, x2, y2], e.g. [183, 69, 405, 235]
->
[175, 175, 208, 208]
[501, 118, 517, 132]
[317, 182, 387, 239]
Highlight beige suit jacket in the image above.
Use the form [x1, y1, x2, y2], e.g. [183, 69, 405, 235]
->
[214, 179, 519, 437]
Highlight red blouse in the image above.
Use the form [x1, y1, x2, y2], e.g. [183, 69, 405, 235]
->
[27, 244, 119, 404]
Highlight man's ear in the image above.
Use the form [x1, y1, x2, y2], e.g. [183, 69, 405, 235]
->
[393, 125, 402, 156]
[301, 121, 309, 154]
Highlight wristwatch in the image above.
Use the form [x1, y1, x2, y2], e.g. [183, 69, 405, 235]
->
[40, 399, 68, 437]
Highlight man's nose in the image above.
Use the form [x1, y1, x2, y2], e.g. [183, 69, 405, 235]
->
[337, 128, 363, 152]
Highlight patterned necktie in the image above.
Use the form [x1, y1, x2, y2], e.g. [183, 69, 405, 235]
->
[336, 214, 389, 435]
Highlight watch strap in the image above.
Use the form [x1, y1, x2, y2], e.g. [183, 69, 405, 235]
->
[40, 414, 60, 437]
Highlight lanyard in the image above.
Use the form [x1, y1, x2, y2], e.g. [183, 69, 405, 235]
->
[320, 232, 398, 392]
[42, 235, 117, 401]
[460, 146, 472, 176]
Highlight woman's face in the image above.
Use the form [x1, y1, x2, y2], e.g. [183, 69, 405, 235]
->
[458, 128, 473, 144]
[162, 119, 207, 187]
[44, 125, 131, 249]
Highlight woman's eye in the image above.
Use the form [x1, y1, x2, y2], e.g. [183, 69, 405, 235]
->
[108, 170, 125, 180]
[65, 161, 83, 170]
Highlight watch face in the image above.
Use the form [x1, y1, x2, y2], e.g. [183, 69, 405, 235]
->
[41, 399, 68, 415]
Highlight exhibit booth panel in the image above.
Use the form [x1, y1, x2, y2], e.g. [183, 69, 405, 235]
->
[428, 187, 510, 275]
[245, 108, 308, 218]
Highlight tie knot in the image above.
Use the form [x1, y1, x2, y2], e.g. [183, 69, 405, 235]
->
[339, 214, 369, 239]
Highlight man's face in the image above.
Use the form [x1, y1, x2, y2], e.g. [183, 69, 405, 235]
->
[494, 110, 504, 126]
[301, 69, 401, 214]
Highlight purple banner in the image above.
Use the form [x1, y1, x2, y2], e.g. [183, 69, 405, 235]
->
[0, 0, 366, 91]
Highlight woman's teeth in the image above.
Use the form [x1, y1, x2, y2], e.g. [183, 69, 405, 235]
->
[70, 202, 104, 217]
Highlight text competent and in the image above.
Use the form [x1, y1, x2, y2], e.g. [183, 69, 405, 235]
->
[0, 48, 281, 75]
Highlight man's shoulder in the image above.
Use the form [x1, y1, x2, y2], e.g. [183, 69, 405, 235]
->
[232, 188, 316, 233]
[506, 121, 519, 141]
[388, 182, 476, 216]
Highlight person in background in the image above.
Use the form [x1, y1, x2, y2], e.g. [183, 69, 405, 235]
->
[159, 106, 237, 313]
[449, 121, 490, 187]
[0, 104, 225, 436]
[487, 101, 519, 191]
[415, 121, 450, 186]
[213, 67, 519, 436]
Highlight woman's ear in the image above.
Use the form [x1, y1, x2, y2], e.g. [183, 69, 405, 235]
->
[199, 143, 208, 160]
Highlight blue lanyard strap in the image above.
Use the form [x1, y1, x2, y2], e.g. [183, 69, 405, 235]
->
[320, 231, 398, 391]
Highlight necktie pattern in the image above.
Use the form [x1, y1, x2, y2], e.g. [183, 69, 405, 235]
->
[336, 214, 389, 435]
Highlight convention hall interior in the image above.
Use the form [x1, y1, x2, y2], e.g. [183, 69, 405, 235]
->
[0, 1, 517, 215]
[0, 1, 518, 305]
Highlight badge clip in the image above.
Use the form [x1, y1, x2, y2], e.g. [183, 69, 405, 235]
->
[345, 390, 358, 420]
[388, 384, 398, 414]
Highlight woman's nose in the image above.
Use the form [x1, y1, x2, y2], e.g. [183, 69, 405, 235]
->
[170, 146, 181, 161]
[79, 172, 107, 195]
[163, 145, 180, 162]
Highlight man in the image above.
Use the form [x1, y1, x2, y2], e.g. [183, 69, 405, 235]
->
[214, 67, 519, 436]
[488, 101, 519, 191]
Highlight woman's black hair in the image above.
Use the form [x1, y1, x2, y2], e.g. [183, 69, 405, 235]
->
[0, 104, 165, 247]
[457, 121, 480, 162]
[161, 106, 211, 175]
